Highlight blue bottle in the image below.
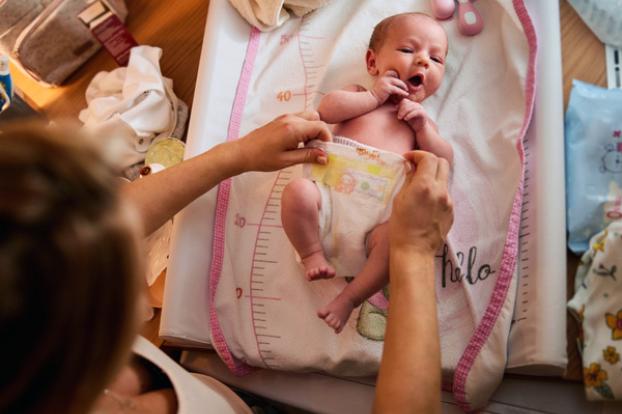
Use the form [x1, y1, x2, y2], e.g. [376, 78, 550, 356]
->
[0, 54, 13, 113]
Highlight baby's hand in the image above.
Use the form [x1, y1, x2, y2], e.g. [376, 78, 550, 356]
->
[370, 70, 409, 105]
[397, 99, 428, 132]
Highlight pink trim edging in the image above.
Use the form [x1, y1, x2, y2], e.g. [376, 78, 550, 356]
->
[208, 26, 262, 376]
[452, 0, 538, 411]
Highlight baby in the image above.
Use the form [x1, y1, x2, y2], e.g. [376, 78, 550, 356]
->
[281, 12, 453, 333]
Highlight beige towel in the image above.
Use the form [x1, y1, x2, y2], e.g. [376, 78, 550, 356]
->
[227, 0, 328, 31]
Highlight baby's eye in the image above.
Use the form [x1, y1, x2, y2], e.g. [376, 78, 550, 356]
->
[431, 56, 443, 64]
[398, 48, 413, 53]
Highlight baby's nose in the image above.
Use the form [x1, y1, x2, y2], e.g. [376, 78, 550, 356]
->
[415, 55, 429, 68]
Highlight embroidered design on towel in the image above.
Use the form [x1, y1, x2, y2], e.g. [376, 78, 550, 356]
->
[602, 346, 620, 365]
[592, 229, 609, 253]
[592, 262, 617, 280]
[584, 363, 614, 400]
[605, 310, 622, 340]
[569, 221, 622, 401]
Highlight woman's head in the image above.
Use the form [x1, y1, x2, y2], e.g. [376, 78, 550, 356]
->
[0, 123, 142, 413]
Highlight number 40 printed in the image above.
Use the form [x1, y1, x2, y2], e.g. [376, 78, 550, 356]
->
[276, 90, 292, 102]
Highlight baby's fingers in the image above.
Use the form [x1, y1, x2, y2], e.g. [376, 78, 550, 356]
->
[388, 77, 409, 92]
[390, 85, 409, 98]
[403, 108, 424, 121]
[396, 102, 415, 120]
[396, 103, 408, 120]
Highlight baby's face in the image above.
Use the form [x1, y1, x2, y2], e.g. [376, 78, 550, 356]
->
[368, 14, 447, 103]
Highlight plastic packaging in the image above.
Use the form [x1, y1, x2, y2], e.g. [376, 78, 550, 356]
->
[0, 54, 13, 112]
[565, 80, 622, 253]
[567, 0, 622, 48]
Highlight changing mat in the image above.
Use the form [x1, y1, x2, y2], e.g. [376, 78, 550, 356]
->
[207, 0, 536, 410]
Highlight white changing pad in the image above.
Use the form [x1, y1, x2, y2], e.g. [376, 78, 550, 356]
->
[162, 0, 568, 409]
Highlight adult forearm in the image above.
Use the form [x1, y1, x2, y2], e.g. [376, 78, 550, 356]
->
[121, 142, 241, 236]
[120, 111, 332, 236]
[373, 248, 441, 414]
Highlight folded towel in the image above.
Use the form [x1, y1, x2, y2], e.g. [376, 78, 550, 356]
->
[227, 0, 327, 31]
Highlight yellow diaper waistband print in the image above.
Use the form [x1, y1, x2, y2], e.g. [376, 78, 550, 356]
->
[308, 139, 406, 204]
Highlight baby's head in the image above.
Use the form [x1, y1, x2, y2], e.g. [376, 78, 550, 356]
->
[366, 12, 448, 103]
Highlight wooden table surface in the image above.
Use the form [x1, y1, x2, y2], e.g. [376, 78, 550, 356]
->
[11, 0, 210, 118]
[11, 0, 607, 381]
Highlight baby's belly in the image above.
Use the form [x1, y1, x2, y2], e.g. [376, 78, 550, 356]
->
[333, 120, 414, 155]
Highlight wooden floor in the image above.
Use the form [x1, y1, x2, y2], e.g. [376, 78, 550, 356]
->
[11, 0, 209, 119]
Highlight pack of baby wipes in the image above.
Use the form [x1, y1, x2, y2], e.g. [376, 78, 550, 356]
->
[565, 80, 622, 253]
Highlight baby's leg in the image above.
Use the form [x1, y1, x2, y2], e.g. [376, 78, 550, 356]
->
[281, 178, 335, 280]
[318, 223, 389, 333]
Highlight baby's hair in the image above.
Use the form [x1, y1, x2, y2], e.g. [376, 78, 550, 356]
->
[368, 12, 444, 52]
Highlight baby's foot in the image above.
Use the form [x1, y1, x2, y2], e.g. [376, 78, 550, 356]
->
[301, 251, 335, 281]
[317, 294, 355, 334]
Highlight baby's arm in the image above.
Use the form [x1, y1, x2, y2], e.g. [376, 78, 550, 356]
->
[415, 120, 454, 165]
[397, 100, 454, 164]
[318, 70, 409, 124]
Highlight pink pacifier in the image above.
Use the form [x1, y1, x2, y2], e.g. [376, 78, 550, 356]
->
[430, 0, 484, 37]
[431, 0, 455, 20]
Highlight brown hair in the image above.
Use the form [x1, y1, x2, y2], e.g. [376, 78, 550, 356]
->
[368, 12, 443, 51]
[0, 122, 142, 414]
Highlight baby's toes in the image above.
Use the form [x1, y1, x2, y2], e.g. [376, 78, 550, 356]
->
[306, 268, 318, 280]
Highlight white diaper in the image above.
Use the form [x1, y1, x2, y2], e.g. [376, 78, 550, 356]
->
[304, 136, 409, 277]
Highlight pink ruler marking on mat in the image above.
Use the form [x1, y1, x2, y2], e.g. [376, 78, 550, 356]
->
[297, 18, 311, 109]
[452, 0, 538, 411]
[208, 26, 262, 376]
[247, 169, 291, 369]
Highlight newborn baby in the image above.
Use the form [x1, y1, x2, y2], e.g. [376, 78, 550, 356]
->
[281, 12, 453, 333]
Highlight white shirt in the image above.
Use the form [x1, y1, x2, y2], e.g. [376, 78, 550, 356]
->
[133, 336, 252, 413]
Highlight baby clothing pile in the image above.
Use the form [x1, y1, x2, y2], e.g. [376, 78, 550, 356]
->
[79, 45, 188, 171]
[569, 220, 622, 400]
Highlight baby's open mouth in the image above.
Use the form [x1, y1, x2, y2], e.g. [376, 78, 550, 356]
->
[409, 74, 424, 87]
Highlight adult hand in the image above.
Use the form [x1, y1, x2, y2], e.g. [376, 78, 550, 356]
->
[369, 70, 409, 105]
[390, 151, 453, 255]
[234, 111, 332, 173]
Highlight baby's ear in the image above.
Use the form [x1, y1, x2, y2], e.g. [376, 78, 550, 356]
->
[366, 49, 379, 76]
